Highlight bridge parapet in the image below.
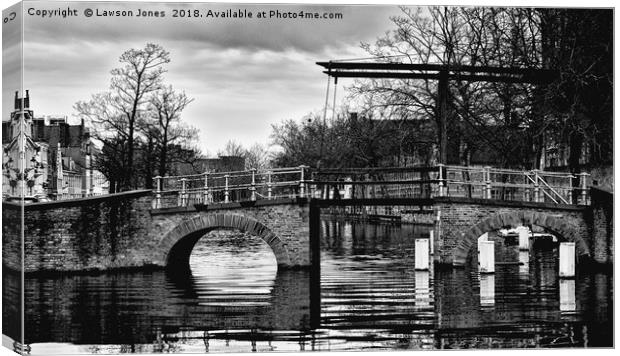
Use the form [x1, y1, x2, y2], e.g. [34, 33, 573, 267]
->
[153, 165, 591, 209]
[153, 166, 310, 209]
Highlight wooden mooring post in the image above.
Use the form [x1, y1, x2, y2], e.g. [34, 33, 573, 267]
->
[517, 226, 530, 250]
[478, 240, 495, 273]
[559, 242, 576, 278]
[415, 238, 429, 270]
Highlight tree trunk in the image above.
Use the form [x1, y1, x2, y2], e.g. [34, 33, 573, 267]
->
[159, 123, 169, 177]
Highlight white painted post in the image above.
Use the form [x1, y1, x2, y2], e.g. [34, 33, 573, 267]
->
[519, 251, 530, 275]
[180, 178, 187, 207]
[524, 173, 530, 202]
[415, 238, 430, 270]
[434, 210, 441, 263]
[437, 164, 445, 197]
[224, 175, 230, 203]
[342, 222, 353, 254]
[559, 242, 576, 278]
[479, 274, 495, 306]
[477, 232, 488, 256]
[429, 230, 435, 255]
[533, 170, 541, 203]
[299, 165, 306, 198]
[568, 173, 573, 205]
[478, 241, 495, 273]
[154, 176, 162, 209]
[415, 270, 430, 307]
[559, 279, 576, 312]
[484, 166, 492, 199]
[267, 171, 273, 199]
[203, 173, 210, 203]
[578, 172, 589, 205]
[516, 226, 530, 250]
[343, 177, 353, 199]
[250, 169, 257, 201]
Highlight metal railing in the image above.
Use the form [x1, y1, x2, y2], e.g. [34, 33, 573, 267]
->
[152, 164, 591, 209]
[440, 165, 589, 205]
[153, 166, 310, 209]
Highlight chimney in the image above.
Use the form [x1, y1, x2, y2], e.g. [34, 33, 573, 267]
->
[14, 91, 20, 110]
[24, 90, 30, 108]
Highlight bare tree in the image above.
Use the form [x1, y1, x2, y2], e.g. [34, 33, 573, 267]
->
[218, 140, 246, 157]
[244, 143, 271, 170]
[75, 43, 170, 190]
[148, 85, 194, 177]
[350, 7, 543, 168]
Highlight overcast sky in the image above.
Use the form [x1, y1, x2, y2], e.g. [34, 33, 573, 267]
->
[2, 0, 404, 156]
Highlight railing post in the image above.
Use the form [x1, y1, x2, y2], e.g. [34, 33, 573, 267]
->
[180, 178, 187, 207]
[568, 173, 574, 205]
[267, 171, 273, 199]
[203, 173, 210, 204]
[154, 176, 162, 209]
[250, 169, 257, 201]
[224, 174, 230, 203]
[578, 172, 589, 205]
[437, 163, 445, 197]
[299, 165, 307, 198]
[309, 172, 316, 198]
[524, 173, 531, 202]
[533, 170, 541, 203]
[484, 166, 492, 199]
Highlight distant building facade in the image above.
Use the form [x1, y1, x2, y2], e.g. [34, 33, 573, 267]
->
[2, 91, 108, 200]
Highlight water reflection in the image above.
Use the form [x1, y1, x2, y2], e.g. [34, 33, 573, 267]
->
[4, 218, 613, 353]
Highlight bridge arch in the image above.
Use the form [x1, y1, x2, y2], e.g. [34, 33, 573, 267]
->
[158, 213, 292, 270]
[452, 211, 590, 266]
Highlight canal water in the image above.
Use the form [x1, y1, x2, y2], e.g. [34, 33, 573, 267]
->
[4, 219, 613, 353]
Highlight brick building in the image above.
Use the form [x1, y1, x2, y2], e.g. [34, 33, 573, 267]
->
[2, 91, 108, 200]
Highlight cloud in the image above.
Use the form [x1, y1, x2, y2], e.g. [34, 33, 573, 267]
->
[4, 1, 405, 153]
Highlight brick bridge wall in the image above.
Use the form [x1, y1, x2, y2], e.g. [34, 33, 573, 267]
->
[149, 199, 311, 270]
[2, 192, 310, 273]
[433, 197, 592, 266]
[3, 191, 154, 272]
[3, 190, 610, 273]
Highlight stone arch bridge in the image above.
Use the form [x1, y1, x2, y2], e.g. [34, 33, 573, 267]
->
[3, 186, 612, 274]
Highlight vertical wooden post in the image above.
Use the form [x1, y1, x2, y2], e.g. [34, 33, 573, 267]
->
[203, 173, 210, 204]
[415, 238, 429, 270]
[579, 172, 589, 205]
[224, 175, 230, 203]
[299, 165, 306, 198]
[524, 173, 531, 202]
[154, 176, 162, 209]
[519, 251, 530, 275]
[415, 270, 430, 307]
[180, 178, 187, 207]
[429, 230, 435, 255]
[434, 210, 441, 263]
[478, 241, 495, 273]
[517, 225, 530, 250]
[533, 170, 541, 203]
[309, 200, 321, 329]
[438, 69, 449, 165]
[559, 279, 576, 311]
[267, 171, 273, 199]
[250, 169, 257, 201]
[568, 173, 574, 205]
[559, 242, 576, 278]
[437, 163, 445, 197]
[485, 166, 492, 199]
[309, 172, 316, 198]
[479, 274, 495, 306]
